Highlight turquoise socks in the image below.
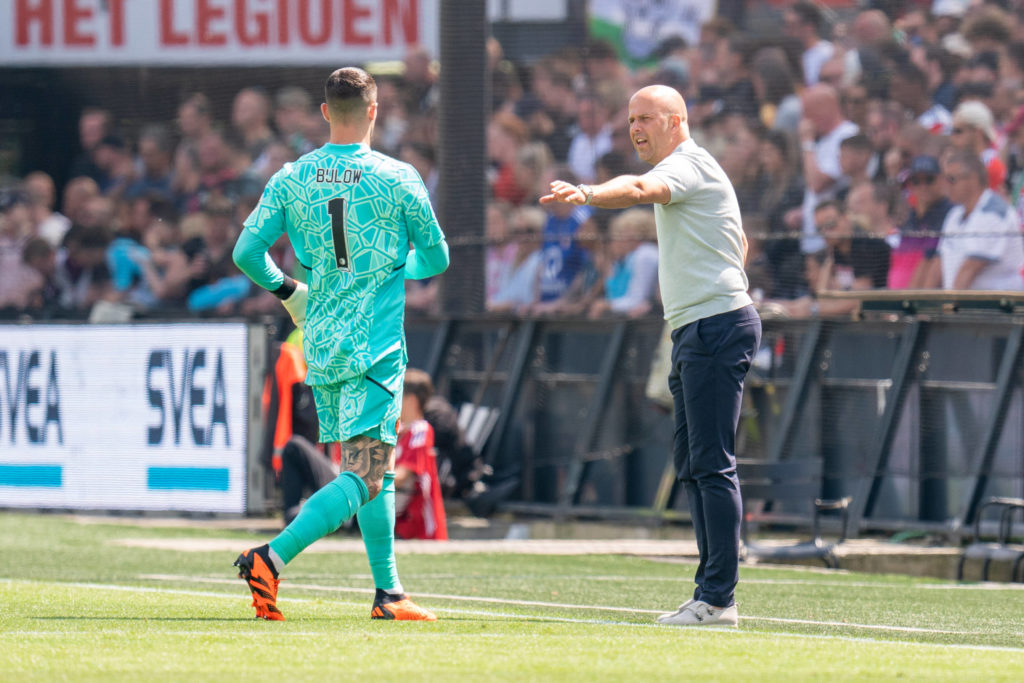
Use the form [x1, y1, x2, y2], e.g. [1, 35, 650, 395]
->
[357, 471, 403, 593]
[269, 471, 369, 566]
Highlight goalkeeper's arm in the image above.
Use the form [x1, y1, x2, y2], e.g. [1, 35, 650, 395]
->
[404, 239, 450, 280]
[233, 228, 307, 327]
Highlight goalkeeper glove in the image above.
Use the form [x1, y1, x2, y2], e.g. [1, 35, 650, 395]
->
[281, 281, 308, 329]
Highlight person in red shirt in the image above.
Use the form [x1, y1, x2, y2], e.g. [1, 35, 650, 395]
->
[394, 369, 448, 540]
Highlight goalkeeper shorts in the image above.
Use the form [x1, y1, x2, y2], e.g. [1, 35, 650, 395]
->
[310, 349, 404, 446]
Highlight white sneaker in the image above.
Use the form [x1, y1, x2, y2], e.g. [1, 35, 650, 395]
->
[655, 598, 694, 623]
[655, 600, 738, 627]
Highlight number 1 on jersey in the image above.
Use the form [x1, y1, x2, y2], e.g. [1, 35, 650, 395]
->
[327, 197, 350, 271]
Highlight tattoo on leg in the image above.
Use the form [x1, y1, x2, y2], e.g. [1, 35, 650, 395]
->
[341, 435, 393, 497]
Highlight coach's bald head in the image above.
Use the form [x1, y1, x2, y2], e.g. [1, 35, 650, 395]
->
[628, 85, 689, 165]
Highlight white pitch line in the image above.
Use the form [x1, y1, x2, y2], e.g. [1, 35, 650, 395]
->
[3, 578, 1023, 654]
[137, 574, 994, 636]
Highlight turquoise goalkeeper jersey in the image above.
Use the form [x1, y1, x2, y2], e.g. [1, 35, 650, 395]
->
[239, 142, 446, 386]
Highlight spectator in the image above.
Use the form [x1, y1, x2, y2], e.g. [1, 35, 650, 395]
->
[394, 368, 448, 541]
[485, 200, 515, 303]
[756, 129, 806, 299]
[487, 206, 545, 313]
[126, 124, 177, 202]
[890, 60, 953, 135]
[837, 134, 875, 202]
[488, 111, 530, 204]
[588, 208, 659, 318]
[93, 134, 135, 198]
[784, 1, 834, 86]
[231, 87, 275, 163]
[274, 86, 316, 157]
[54, 224, 112, 312]
[21, 237, 60, 311]
[864, 99, 906, 182]
[751, 47, 802, 134]
[799, 83, 860, 253]
[22, 171, 71, 248]
[839, 81, 870, 131]
[932, 151, 1024, 290]
[950, 100, 1007, 191]
[0, 191, 41, 311]
[567, 94, 614, 183]
[890, 156, 953, 289]
[766, 199, 889, 318]
[534, 168, 596, 315]
[400, 141, 439, 202]
[60, 176, 100, 228]
[176, 93, 214, 165]
[400, 45, 440, 115]
[68, 107, 112, 184]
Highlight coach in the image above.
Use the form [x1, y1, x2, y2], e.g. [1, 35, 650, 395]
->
[541, 85, 760, 627]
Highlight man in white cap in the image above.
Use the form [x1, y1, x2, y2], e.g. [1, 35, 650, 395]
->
[951, 100, 1006, 191]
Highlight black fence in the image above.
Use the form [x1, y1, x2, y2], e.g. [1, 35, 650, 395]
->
[407, 309, 1024, 538]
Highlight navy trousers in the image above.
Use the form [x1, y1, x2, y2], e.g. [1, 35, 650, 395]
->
[669, 304, 761, 608]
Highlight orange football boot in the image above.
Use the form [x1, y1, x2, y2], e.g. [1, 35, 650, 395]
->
[370, 589, 437, 621]
[234, 544, 285, 621]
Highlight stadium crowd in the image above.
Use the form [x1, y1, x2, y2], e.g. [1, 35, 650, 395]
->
[3, 1, 1024, 322]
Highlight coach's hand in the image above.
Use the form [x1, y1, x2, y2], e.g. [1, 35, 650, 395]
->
[281, 281, 308, 329]
[540, 180, 588, 206]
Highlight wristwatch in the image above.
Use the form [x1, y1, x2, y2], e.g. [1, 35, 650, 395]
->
[577, 184, 594, 205]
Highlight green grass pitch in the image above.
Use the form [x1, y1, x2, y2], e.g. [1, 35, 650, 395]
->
[2, 512, 1023, 681]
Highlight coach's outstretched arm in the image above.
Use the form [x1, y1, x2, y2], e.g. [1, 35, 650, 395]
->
[540, 175, 670, 209]
[405, 239, 450, 280]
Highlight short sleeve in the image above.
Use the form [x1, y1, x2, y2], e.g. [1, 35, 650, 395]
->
[645, 158, 698, 205]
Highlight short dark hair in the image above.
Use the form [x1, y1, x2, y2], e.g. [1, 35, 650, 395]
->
[403, 368, 434, 411]
[791, 2, 824, 33]
[325, 67, 377, 121]
[840, 134, 872, 152]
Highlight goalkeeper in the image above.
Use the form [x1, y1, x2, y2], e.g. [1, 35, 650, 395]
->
[231, 66, 449, 621]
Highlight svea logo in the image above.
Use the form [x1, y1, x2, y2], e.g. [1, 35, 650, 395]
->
[146, 348, 230, 447]
[0, 350, 63, 445]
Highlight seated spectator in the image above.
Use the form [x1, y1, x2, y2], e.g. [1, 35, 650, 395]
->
[22, 171, 71, 248]
[534, 168, 597, 315]
[21, 237, 61, 311]
[588, 208, 659, 318]
[92, 134, 135, 199]
[756, 129, 806, 299]
[54, 224, 113, 313]
[485, 200, 515, 303]
[836, 134, 875, 202]
[890, 60, 952, 135]
[395, 369, 448, 541]
[567, 94, 613, 184]
[951, 100, 1006, 192]
[0, 191, 42, 312]
[764, 199, 889, 318]
[488, 111, 531, 204]
[274, 86, 317, 157]
[889, 156, 952, 289]
[488, 206, 545, 313]
[932, 152, 1024, 290]
[60, 176, 101, 229]
[184, 197, 250, 313]
[126, 124, 177, 202]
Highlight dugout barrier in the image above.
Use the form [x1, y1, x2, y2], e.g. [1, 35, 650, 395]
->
[4, 306, 1024, 539]
[406, 304, 1024, 539]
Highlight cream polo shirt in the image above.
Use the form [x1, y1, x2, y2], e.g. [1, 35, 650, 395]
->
[646, 138, 752, 329]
